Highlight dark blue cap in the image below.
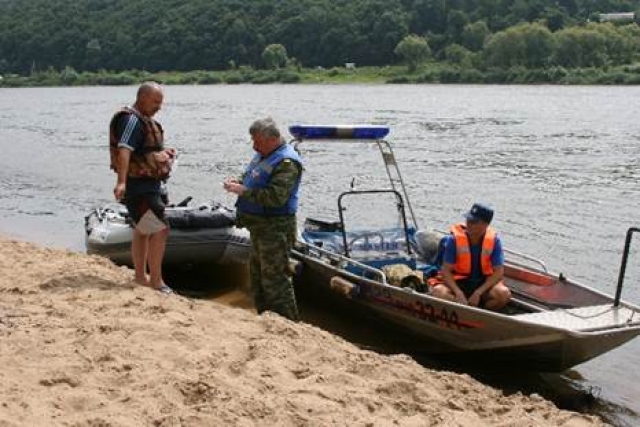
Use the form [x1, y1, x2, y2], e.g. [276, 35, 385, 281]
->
[464, 203, 494, 224]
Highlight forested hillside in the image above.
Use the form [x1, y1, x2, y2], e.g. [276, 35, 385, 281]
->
[0, 0, 639, 75]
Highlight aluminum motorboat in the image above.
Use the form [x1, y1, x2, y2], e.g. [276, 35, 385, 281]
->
[289, 125, 640, 372]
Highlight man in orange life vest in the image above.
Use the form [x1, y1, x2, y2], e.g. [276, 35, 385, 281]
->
[111, 82, 176, 294]
[430, 203, 511, 311]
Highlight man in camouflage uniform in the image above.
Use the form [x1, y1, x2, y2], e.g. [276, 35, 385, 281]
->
[223, 118, 303, 321]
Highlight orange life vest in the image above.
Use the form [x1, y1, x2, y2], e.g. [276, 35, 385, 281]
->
[450, 222, 496, 278]
[109, 107, 175, 179]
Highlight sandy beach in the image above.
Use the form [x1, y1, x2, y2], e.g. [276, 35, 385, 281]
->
[0, 236, 609, 426]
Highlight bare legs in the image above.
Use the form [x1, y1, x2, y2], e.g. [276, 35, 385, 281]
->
[131, 227, 168, 289]
[147, 228, 168, 289]
[482, 284, 511, 311]
[431, 282, 511, 311]
[131, 229, 149, 285]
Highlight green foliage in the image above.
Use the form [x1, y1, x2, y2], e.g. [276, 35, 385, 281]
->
[595, 70, 629, 83]
[224, 73, 246, 84]
[447, 10, 469, 39]
[1, 0, 640, 84]
[249, 71, 278, 83]
[276, 70, 301, 83]
[544, 7, 568, 31]
[262, 44, 288, 70]
[416, 69, 439, 83]
[394, 34, 431, 72]
[438, 66, 462, 83]
[459, 68, 484, 83]
[93, 72, 137, 86]
[483, 31, 527, 68]
[385, 75, 412, 84]
[2, 63, 640, 87]
[327, 67, 344, 77]
[461, 21, 491, 52]
[484, 23, 555, 68]
[553, 22, 639, 68]
[196, 73, 223, 84]
[60, 66, 79, 84]
[443, 44, 473, 67]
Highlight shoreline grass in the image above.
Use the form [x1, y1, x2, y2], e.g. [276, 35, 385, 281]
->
[3, 63, 640, 87]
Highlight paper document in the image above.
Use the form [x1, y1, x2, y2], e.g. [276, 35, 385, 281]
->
[135, 209, 167, 235]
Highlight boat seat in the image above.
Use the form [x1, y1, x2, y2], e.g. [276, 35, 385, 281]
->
[303, 217, 342, 232]
[513, 304, 638, 332]
[510, 278, 610, 308]
[413, 229, 445, 264]
[301, 227, 412, 254]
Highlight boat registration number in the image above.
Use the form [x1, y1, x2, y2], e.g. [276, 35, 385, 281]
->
[368, 286, 480, 330]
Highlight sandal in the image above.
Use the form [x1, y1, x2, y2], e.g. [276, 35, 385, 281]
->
[157, 284, 173, 295]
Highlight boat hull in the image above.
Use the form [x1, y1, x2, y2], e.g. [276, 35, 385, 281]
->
[87, 227, 250, 266]
[292, 249, 640, 372]
[85, 203, 250, 267]
[285, 124, 640, 372]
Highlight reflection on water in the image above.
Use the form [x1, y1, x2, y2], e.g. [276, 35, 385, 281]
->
[1, 85, 640, 426]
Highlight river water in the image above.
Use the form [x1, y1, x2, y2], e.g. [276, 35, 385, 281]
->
[1, 85, 639, 425]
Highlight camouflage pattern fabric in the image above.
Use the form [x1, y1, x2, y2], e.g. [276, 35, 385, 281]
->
[248, 215, 299, 321]
[238, 159, 302, 321]
[382, 264, 426, 292]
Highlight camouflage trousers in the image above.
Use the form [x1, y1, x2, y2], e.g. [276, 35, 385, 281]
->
[248, 222, 299, 321]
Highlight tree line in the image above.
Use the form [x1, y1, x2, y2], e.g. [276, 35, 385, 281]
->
[1, 0, 639, 76]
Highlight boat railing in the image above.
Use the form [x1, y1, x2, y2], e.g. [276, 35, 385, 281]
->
[376, 140, 418, 230]
[614, 227, 640, 307]
[503, 248, 549, 273]
[294, 240, 388, 284]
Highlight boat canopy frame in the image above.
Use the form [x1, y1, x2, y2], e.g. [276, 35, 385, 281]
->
[289, 125, 418, 231]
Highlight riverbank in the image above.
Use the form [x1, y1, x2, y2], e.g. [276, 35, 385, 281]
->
[2, 63, 640, 88]
[0, 236, 608, 426]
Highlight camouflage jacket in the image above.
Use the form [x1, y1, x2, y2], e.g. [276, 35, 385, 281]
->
[236, 158, 302, 233]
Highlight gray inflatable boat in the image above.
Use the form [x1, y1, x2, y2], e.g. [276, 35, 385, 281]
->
[85, 199, 250, 266]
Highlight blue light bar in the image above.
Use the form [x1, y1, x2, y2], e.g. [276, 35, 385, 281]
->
[289, 125, 390, 140]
